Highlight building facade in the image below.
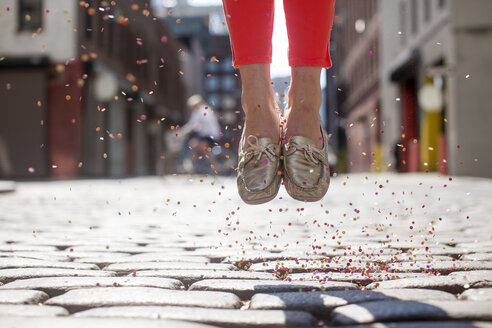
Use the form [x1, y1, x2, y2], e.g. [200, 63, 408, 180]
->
[332, 0, 381, 173]
[0, 0, 185, 178]
[379, 0, 492, 177]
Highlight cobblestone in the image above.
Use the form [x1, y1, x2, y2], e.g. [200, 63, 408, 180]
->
[287, 272, 428, 285]
[0, 174, 491, 327]
[0, 290, 49, 304]
[105, 262, 237, 273]
[250, 289, 455, 312]
[459, 288, 492, 301]
[331, 300, 492, 325]
[326, 322, 492, 328]
[131, 269, 277, 286]
[0, 245, 58, 252]
[0, 277, 183, 297]
[449, 270, 492, 287]
[462, 253, 492, 261]
[0, 268, 115, 284]
[63, 245, 187, 254]
[77, 306, 316, 327]
[189, 278, 356, 299]
[102, 253, 211, 263]
[0, 304, 68, 317]
[0, 181, 15, 193]
[0, 317, 219, 328]
[0, 252, 71, 262]
[0, 258, 99, 270]
[45, 287, 242, 312]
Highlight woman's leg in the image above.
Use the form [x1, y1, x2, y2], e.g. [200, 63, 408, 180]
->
[239, 64, 279, 143]
[283, 0, 336, 147]
[222, 1, 279, 143]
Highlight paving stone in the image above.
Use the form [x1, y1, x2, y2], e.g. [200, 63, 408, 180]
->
[72, 257, 132, 267]
[287, 272, 428, 285]
[64, 245, 186, 254]
[407, 247, 473, 256]
[462, 253, 492, 261]
[250, 288, 455, 313]
[120, 253, 211, 263]
[0, 245, 57, 252]
[0, 268, 115, 284]
[325, 322, 492, 328]
[77, 254, 211, 266]
[0, 258, 99, 270]
[45, 287, 242, 312]
[189, 278, 356, 299]
[333, 247, 408, 256]
[0, 181, 15, 193]
[449, 270, 492, 285]
[223, 251, 326, 264]
[77, 306, 316, 327]
[248, 258, 476, 274]
[3, 174, 492, 325]
[105, 262, 237, 273]
[0, 252, 70, 262]
[131, 270, 277, 286]
[0, 317, 218, 328]
[326, 254, 454, 263]
[385, 260, 492, 274]
[459, 288, 492, 301]
[331, 300, 492, 325]
[1, 277, 183, 297]
[0, 290, 49, 304]
[456, 241, 492, 250]
[367, 275, 469, 293]
[0, 304, 68, 317]
[249, 259, 358, 273]
[58, 251, 131, 259]
[75, 253, 210, 267]
[369, 270, 492, 293]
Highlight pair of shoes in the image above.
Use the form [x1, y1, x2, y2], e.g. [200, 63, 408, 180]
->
[282, 127, 330, 202]
[237, 126, 330, 204]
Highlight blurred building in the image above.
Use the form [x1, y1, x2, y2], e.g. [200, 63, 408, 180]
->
[332, 0, 380, 173]
[380, 0, 492, 177]
[0, 0, 185, 179]
[333, 0, 492, 177]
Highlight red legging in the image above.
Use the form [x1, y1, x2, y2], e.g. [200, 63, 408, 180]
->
[222, 0, 336, 69]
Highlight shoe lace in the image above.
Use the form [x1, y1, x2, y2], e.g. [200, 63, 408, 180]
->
[285, 142, 328, 166]
[239, 135, 278, 168]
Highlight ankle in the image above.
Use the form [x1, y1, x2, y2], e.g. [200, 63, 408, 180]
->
[242, 89, 276, 114]
[287, 66, 322, 111]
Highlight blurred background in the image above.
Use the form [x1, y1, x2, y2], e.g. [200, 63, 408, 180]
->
[0, 0, 491, 180]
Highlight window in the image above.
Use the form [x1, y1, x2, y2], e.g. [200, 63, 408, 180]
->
[205, 76, 219, 91]
[207, 94, 221, 108]
[399, 1, 407, 45]
[84, 7, 93, 39]
[206, 61, 219, 73]
[424, 0, 431, 22]
[221, 76, 235, 91]
[410, 0, 418, 35]
[18, 0, 42, 31]
[221, 58, 234, 72]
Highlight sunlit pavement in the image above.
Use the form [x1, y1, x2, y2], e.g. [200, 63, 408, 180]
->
[1, 173, 492, 327]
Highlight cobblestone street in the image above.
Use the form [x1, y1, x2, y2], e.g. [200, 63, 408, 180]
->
[0, 173, 491, 327]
